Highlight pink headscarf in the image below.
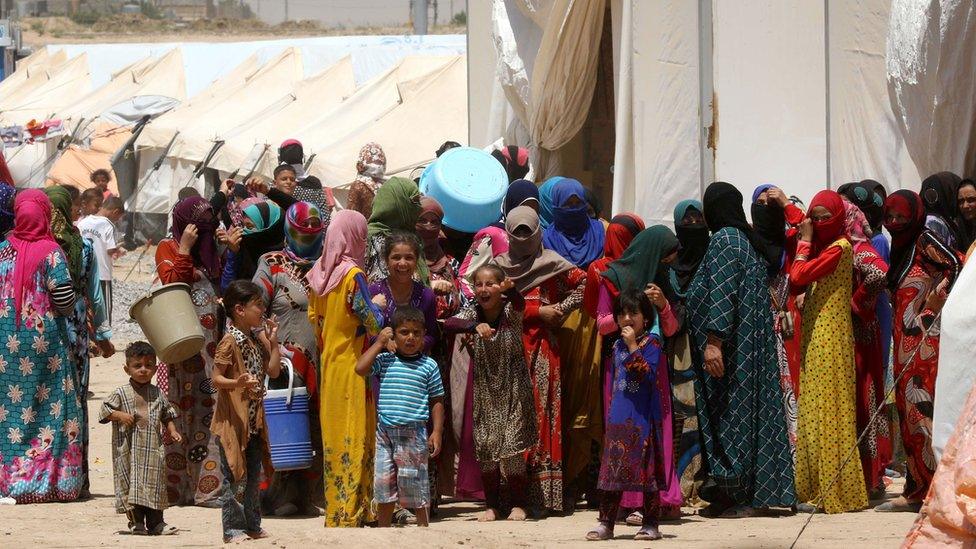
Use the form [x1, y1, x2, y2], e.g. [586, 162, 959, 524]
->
[306, 209, 368, 296]
[7, 189, 60, 326]
[843, 200, 872, 244]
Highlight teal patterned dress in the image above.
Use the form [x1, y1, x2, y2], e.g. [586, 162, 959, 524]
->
[0, 243, 83, 502]
[685, 227, 796, 508]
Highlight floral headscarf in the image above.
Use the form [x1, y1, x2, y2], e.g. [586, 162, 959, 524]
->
[355, 142, 387, 190]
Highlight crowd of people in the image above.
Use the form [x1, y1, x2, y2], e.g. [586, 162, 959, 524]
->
[1, 138, 976, 545]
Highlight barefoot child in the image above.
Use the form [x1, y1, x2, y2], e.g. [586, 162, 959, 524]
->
[211, 280, 282, 543]
[99, 341, 182, 536]
[587, 290, 668, 542]
[355, 306, 445, 527]
[443, 265, 538, 522]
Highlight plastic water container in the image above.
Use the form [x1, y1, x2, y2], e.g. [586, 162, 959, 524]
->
[263, 359, 313, 471]
[419, 146, 508, 233]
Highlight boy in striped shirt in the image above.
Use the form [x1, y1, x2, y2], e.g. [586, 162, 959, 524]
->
[356, 306, 445, 527]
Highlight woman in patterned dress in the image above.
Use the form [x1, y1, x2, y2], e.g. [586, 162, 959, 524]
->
[877, 190, 963, 512]
[686, 182, 796, 518]
[0, 189, 82, 502]
[668, 200, 709, 504]
[415, 197, 465, 502]
[790, 190, 867, 514]
[364, 177, 422, 284]
[43, 185, 113, 498]
[252, 201, 325, 516]
[494, 206, 586, 515]
[842, 201, 892, 497]
[154, 196, 225, 507]
[345, 142, 387, 220]
[306, 210, 384, 527]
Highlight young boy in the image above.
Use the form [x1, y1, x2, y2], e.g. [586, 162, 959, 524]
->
[80, 188, 103, 218]
[99, 341, 182, 536]
[78, 196, 125, 325]
[355, 306, 445, 527]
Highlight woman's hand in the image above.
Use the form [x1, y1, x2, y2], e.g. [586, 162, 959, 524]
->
[538, 305, 564, 327]
[704, 340, 724, 378]
[475, 323, 496, 340]
[179, 223, 199, 255]
[372, 293, 388, 310]
[96, 339, 116, 359]
[767, 187, 790, 208]
[798, 219, 814, 243]
[431, 279, 454, 295]
[246, 177, 270, 195]
[645, 283, 667, 310]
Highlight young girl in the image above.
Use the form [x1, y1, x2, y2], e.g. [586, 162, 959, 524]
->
[790, 190, 867, 514]
[210, 280, 282, 543]
[368, 231, 439, 353]
[444, 265, 538, 522]
[587, 290, 668, 541]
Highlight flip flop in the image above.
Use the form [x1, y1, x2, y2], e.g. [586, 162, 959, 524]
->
[625, 511, 643, 526]
[634, 525, 663, 541]
[128, 524, 149, 536]
[585, 523, 613, 541]
[874, 500, 922, 513]
[719, 505, 760, 519]
[151, 523, 178, 536]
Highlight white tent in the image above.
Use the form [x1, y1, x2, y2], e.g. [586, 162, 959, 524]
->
[469, 0, 926, 225]
[309, 55, 468, 184]
[0, 53, 91, 126]
[0, 47, 68, 100]
[208, 55, 456, 179]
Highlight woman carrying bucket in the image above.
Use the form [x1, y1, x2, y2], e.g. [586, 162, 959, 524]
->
[154, 196, 226, 507]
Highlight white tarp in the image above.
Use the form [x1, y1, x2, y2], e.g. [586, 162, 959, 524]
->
[310, 56, 469, 185]
[45, 35, 466, 98]
[0, 53, 92, 126]
[208, 55, 454, 179]
[887, 0, 976, 178]
[475, 0, 926, 225]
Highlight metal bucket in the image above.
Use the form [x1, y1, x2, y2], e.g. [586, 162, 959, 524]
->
[128, 283, 205, 364]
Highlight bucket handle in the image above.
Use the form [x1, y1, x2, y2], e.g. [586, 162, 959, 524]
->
[265, 356, 296, 406]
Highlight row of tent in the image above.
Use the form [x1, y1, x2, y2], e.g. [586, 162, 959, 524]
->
[0, 35, 467, 218]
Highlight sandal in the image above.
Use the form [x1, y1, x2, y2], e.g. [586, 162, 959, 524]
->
[393, 508, 416, 525]
[151, 523, 178, 536]
[223, 533, 249, 544]
[585, 523, 613, 541]
[128, 524, 148, 536]
[625, 511, 643, 526]
[246, 529, 269, 540]
[719, 505, 759, 519]
[874, 499, 921, 513]
[635, 525, 663, 541]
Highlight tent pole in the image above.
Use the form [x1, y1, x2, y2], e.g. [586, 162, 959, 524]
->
[823, 0, 832, 189]
[698, 0, 715, 197]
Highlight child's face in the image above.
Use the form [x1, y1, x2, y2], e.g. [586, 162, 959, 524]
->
[274, 171, 297, 196]
[125, 355, 158, 384]
[394, 320, 425, 355]
[106, 207, 125, 224]
[235, 297, 266, 329]
[70, 196, 83, 222]
[474, 271, 504, 310]
[616, 307, 647, 335]
[83, 198, 101, 216]
[386, 243, 418, 281]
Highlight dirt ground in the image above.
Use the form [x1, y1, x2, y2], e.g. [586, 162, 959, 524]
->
[0, 351, 916, 548]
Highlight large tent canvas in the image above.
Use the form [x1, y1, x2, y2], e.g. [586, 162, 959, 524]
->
[208, 55, 456, 179]
[309, 55, 468, 185]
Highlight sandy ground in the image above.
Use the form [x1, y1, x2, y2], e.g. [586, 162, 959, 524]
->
[0, 350, 916, 548]
[0, 252, 917, 548]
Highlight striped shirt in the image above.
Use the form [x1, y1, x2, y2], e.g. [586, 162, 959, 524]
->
[371, 352, 445, 427]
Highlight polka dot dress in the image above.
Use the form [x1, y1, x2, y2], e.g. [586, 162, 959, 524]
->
[795, 238, 868, 513]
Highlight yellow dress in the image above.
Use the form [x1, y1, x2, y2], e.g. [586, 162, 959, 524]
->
[308, 267, 381, 527]
[795, 238, 868, 513]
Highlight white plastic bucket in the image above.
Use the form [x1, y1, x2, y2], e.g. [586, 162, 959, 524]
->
[128, 283, 205, 364]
